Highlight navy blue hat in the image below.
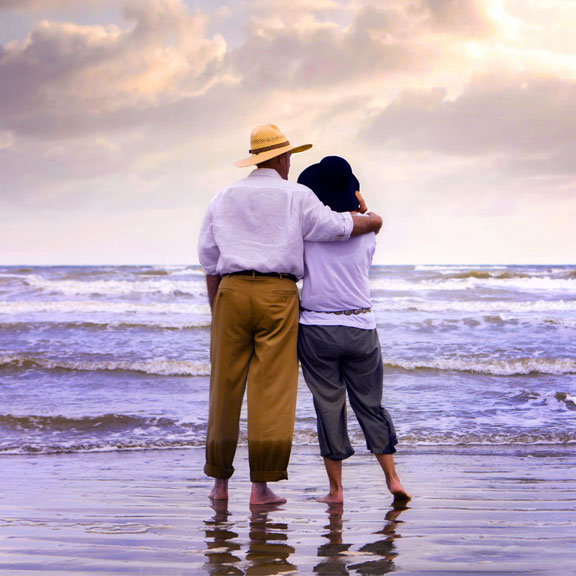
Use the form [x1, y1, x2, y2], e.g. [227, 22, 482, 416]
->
[297, 156, 360, 213]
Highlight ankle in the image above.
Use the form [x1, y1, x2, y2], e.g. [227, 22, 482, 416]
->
[251, 481, 267, 495]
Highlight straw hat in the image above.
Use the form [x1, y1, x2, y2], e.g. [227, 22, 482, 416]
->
[234, 124, 312, 167]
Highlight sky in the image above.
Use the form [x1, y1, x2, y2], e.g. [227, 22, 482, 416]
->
[1, 0, 575, 265]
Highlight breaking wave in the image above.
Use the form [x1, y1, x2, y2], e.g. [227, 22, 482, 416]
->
[0, 301, 210, 315]
[0, 413, 206, 455]
[369, 277, 576, 292]
[2, 353, 574, 377]
[383, 356, 576, 376]
[23, 275, 206, 297]
[1, 411, 574, 455]
[0, 354, 211, 376]
[0, 319, 211, 330]
[372, 299, 576, 313]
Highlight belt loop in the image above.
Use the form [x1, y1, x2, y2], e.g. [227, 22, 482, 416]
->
[251, 271, 256, 279]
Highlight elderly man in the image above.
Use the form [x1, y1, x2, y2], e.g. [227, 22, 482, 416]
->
[198, 124, 382, 505]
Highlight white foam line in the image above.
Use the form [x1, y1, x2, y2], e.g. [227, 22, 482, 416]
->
[0, 301, 210, 315]
[372, 299, 576, 313]
[383, 356, 576, 376]
[23, 275, 206, 296]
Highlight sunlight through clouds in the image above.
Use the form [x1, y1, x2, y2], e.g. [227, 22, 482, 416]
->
[1, 0, 575, 264]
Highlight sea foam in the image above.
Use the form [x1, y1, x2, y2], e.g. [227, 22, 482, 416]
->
[382, 356, 576, 376]
[0, 354, 211, 376]
[23, 275, 206, 297]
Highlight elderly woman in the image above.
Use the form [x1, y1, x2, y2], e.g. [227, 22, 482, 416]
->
[297, 156, 410, 504]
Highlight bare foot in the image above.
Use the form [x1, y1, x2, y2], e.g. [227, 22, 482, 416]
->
[208, 478, 229, 500]
[387, 477, 411, 502]
[250, 482, 286, 505]
[317, 491, 343, 504]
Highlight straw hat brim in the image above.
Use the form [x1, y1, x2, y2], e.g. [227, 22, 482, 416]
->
[234, 143, 312, 167]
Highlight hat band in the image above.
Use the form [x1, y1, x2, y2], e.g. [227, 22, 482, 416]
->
[249, 140, 290, 155]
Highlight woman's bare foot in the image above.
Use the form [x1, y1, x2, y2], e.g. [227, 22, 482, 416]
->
[317, 491, 344, 504]
[250, 482, 287, 505]
[208, 478, 229, 500]
[320, 458, 343, 503]
[387, 477, 411, 502]
[375, 454, 411, 502]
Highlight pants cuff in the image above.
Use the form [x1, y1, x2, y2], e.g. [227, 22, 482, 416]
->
[250, 470, 288, 482]
[322, 448, 355, 461]
[205, 463, 234, 480]
[370, 436, 398, 455]
[371, 446, 397, 455]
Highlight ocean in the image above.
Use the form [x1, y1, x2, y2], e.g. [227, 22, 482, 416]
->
[1, 264, 575, 457]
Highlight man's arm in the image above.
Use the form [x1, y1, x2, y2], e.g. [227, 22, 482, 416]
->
[198, 200, 222, 310]
[350, 212, 382, 236]
[206, 275, 222, 311]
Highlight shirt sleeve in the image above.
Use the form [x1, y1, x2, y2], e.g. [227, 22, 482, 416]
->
[197, 200, 220, 275]
[300, 187, 353, 242]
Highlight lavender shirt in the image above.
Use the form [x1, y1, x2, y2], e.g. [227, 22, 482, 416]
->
[300, 227, 377, 330]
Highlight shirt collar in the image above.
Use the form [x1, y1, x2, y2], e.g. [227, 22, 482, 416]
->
[248, 168, 283, 179]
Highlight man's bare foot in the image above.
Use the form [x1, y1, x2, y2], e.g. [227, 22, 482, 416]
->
[208, 478, 229, 500]
[387, 477, 411, 502]
[317, 491, 343, 504]
[250, 482, 286, 505]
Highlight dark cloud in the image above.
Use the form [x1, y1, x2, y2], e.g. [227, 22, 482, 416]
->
[0, 20, 121, 121]
[224, 0, 500, 91]
[0, 0, 111, 13]
[0, 0, 499, 145]
[0, 1, 226, 139]
[0, 0, 66, 11]
[360, 74, 576, 175]
[227, 4, 435, 90]
[0, 136, 128, 202]
[418, 0, 496, 37]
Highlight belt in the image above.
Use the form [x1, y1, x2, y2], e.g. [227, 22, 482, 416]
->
[300, 307, 372, 316]
[225, 270, 298, 283]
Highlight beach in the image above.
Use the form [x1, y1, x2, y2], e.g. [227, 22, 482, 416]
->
[1, 263, 575, 574]
[1, 444, 575, 575]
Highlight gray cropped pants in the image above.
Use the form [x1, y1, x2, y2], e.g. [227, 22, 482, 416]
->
[297, 324, 397, 461]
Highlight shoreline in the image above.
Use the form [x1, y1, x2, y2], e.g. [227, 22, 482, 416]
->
[0, 441, 573, 458]
[1, 445, 575, 575]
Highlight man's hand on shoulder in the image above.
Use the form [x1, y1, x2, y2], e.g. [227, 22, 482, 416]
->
[350, 211, 382, 236]
[355, 191, 368, 214]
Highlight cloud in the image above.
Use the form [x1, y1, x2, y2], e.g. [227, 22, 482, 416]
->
[359, 72, 576, 176]
[0, 130, 13, 149]
[227, 1, 464, 91]
[0, 0, 114, 13]
[418, 0, 497, 37]
[0, 0, 226, 139]
[2, 0, 576, 266]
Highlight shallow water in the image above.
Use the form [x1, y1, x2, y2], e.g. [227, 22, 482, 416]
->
[1, 446, 575, 575]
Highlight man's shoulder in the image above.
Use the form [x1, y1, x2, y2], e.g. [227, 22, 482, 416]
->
[227, 172, 313, 195]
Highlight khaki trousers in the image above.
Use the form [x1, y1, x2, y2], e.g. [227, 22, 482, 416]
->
[204, 274, 299, 482]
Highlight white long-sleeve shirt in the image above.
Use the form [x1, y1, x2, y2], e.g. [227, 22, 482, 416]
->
[198, 168, 353, 279]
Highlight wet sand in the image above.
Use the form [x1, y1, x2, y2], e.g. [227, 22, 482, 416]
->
[1, 445, 575, 575]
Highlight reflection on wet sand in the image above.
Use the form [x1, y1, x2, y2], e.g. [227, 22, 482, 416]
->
[203, 500, 242, 575]
[315, 503, 350, 575]
[315, 503, 408, 575]
[246, 503, 297, 575]
[203, 499, 408, 575]
[203, 501, 296, 576]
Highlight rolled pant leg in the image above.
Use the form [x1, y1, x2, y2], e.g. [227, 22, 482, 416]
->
[297, 325, 355, 461]
[247, 277, 300, 482]
[341, 329, 398, 455]
[204, 277, 253, 480]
